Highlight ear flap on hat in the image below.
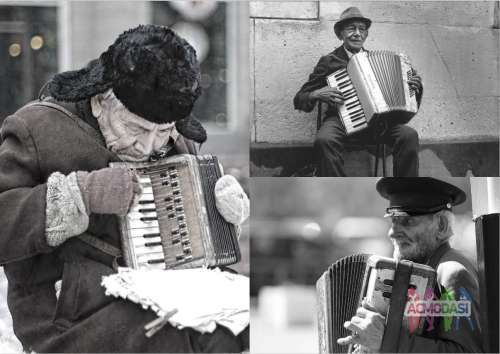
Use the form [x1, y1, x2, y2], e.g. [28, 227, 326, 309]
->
[175, 116, 207, 144]
[47, 59, 112, 102]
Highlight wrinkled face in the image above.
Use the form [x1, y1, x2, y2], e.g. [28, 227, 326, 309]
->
[387, 214, 440, 263]
[339, 20, 369, 53]
[92, 90, 176, 162]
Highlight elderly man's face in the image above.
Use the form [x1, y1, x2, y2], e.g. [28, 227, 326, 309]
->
[388, 214, 440, 263]
[92, 90, 175, 162]
[340, 20, 368, 53]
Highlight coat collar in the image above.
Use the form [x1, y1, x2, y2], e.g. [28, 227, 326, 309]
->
[426, 242, 452, 269]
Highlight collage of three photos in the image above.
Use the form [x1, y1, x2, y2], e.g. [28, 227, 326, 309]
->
[0, 1, 499, 353]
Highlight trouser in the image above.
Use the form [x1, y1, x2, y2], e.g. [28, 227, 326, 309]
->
[314, 116, 419, 177]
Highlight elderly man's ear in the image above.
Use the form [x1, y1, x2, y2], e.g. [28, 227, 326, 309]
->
[435, 212, 450, 241]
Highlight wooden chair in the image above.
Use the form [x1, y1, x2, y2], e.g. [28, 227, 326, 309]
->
[316, 102, 389, 176]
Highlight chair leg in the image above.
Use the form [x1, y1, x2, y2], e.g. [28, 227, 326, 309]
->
[374, 143, 380, 176]
[382, 144, 387, 177]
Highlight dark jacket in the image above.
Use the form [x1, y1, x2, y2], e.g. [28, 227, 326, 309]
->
[293, 46, 423, 120]
[0, 99, 246, 353]
[397, 242, 483, 352]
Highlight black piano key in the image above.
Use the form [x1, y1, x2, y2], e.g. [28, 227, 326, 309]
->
[138, 208, 156, 213]
[143, 232, 161, 238]
[345, 100, 360, 109]
[353, 121, 367, 128]
[139, 200, 155, 204]
[140, 216, 157, 222]
[147, 259, 164, 264]
[144, 241, 162, 247]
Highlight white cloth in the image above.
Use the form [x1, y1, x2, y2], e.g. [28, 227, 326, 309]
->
[101, 267, 249, 336]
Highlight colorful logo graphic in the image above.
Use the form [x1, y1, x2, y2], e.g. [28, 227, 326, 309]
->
[404, 287, 475, 334]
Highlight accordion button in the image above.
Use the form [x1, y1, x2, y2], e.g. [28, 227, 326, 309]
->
[172, 229, 179, 235]
[173, 190, 180, 195]
[165, 196, 172, 202]
[172, 238, 180, 244]
[175, 255, 184, 261]
[177, 215, 184, 221]
[160, 172, 167, 178]
[171, 182, 179, 187]
[179, 223, 186, 229]
[162, 181, 169, 186]
[170, 173, 178, 179]
[175, 207, 183, 212]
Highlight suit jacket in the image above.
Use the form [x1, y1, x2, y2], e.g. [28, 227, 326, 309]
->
[396, 242, 483, 353]
[293, 46, 423, 120]
[0, 99, 246, 353]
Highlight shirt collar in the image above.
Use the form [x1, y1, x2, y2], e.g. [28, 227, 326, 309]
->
[344, 46, 364, 58]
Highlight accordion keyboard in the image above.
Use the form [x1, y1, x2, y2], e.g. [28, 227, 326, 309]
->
[112, 155, 241, 270]
[327, 68, 368, 134]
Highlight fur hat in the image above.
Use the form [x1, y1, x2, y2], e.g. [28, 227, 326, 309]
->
[334, 7, 372, 39]
[47, 25, 206, 143]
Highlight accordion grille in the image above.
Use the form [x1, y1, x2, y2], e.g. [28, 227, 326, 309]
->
[317, 254, 369, 354]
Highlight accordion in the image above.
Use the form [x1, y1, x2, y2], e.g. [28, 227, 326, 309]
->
[327, 51, 418, 135]
[316, 254, 436, 353]
[110, 154, 241, 270]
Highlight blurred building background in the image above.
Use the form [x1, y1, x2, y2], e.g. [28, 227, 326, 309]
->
[0, 1, 249, 351]
[250, 1, 500, 176]
[250, 177, 476, 353]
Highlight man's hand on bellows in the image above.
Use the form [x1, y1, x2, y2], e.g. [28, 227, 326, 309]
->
[337, 299, 385, 352]
[310, 87, 344, 107]
[408, 70, 422, 95]
[76, 167, 140, 216]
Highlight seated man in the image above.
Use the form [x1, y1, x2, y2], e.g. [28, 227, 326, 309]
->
[338, 178, 483, 352]
[293, 7, 423, 177]
[0, 25, 249, 353]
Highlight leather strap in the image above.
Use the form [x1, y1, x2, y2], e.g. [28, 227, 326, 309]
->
[380, 260, 413, 352]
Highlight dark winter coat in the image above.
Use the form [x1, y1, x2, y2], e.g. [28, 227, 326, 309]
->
[0, 98, 247, 353]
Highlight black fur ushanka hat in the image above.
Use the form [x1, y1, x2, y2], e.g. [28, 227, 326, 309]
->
[47, 24, 206, 143]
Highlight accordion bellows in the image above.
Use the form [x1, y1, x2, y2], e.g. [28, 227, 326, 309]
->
[110, 154, 240, 270]
[316, 254, 436, 353]
[327, 51, 418, 135]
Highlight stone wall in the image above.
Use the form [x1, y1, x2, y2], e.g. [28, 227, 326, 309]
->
[250, 1, 500, 176]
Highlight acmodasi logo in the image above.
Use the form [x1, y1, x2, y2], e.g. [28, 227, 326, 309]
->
[403, 286, 476, 334]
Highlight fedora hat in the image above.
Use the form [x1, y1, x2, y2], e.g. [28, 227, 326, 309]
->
[376, 177, 466, 217]
[47, 25, 207, 143]
[334, 7, 372, 39]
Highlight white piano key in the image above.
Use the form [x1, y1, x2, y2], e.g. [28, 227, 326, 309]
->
[129, 227, 160, 238]
[133, 244, 164, 255]
[136, 251, 165, 264]
[127, 219, 159, 229]
[130, 236, 163, 247]
[127, 210, 158, 220]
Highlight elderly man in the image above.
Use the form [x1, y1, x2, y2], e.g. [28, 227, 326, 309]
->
[293, 7, 423, 176]
[0, 25, 248, 353]
[338, 178, 483, 352]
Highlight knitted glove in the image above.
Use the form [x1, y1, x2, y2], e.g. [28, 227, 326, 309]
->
[214, 175, 249, 225]
[76, 167, 137, 216]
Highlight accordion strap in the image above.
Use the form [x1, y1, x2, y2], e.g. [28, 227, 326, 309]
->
[78, 233, 122, 259]
[380, 260, 413, 353]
